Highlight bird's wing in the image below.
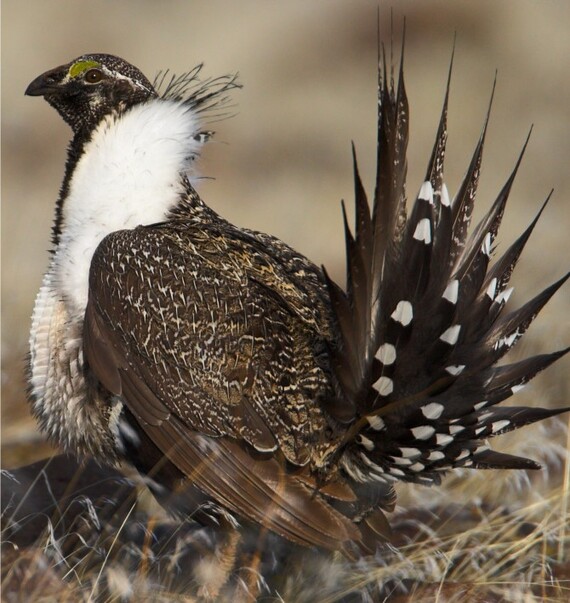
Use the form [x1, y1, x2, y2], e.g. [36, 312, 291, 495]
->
[87, 221, 333, 459]
[84, 221, 359, 551]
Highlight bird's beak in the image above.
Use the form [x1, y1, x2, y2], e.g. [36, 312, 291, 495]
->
[25, 66, 66, 97]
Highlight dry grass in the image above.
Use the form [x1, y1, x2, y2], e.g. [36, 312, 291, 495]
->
[2, 415, 568, 602]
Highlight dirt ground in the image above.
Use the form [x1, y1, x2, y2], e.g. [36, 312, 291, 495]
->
[2, 0, 569, 506]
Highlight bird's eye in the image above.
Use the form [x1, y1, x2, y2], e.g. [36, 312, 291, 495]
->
[84, 69, 104, 84]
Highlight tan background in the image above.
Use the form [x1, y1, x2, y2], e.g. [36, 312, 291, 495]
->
[2, 0, 569, 464]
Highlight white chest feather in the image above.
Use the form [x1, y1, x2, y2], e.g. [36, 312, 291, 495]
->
[55, 100, 203, 313]
[29, 99, 204, 455]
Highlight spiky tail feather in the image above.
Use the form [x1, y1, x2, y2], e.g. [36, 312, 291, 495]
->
[325, 42, 569, 494]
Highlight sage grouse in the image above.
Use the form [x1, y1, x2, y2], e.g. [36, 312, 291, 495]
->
[26, 51, 568, 557]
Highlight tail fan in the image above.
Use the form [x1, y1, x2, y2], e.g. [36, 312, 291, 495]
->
[324, 44, 569, 494]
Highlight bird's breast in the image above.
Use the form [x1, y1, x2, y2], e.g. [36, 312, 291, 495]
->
[28, 262, 120, 459]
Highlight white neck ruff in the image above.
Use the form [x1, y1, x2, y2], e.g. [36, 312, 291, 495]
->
[55, 99, 203, 312]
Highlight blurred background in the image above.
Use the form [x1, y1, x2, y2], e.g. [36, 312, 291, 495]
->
[2, 0, 569, 467]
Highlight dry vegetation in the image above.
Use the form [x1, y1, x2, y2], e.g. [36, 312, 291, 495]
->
[2, 424, 568, 601]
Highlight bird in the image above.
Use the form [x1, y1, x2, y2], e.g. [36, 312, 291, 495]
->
[25, 48, 568, 559]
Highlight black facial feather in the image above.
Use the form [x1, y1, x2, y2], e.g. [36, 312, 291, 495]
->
[26, 53, 156, 135]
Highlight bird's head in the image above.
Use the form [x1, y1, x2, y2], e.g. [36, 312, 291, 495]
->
[25, 54, 157, 135]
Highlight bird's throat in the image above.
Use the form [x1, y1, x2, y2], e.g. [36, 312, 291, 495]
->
[52, 99, 205, 314]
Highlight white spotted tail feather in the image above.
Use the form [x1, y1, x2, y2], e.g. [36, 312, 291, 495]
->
[324, 45, 569, 488]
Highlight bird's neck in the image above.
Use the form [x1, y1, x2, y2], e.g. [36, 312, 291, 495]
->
[52, 135, 88, 247]
[50, 99, 209, 312]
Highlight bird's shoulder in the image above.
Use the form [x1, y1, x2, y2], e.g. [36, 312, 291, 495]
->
[90, 218, 334, 339]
